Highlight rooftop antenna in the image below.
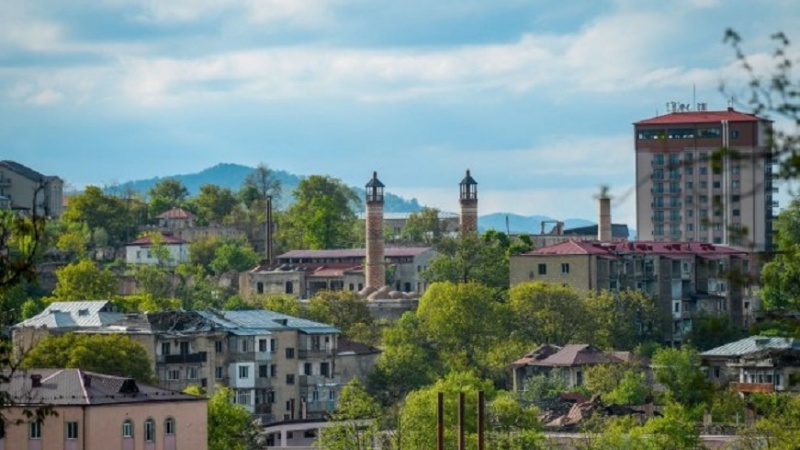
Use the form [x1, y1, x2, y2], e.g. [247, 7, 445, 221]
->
[692, 83, 696, 110]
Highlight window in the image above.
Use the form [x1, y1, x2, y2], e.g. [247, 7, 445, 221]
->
[179, 341, 189, 355]
[286, 348, 295, 359]
[270, 364, 277, 378]
[732, 165, 740, 175]
[561, 263, 570, 274]
[215, 340, 223, 353]
[259, 365, 268, 378]
[321, 362, 330, 378]
[700, 181, 707, 189]
[685, 181, 693, 189]
[144, 419, 155, 442]
[329, 390, 336, 401]
[732, 194, 741, 203]
[732, 180, 740, 189]
[162, 342, 171, 356]
[733, 209, 741, 217]
[304, 363, 312, 375]
[168, 369, 180, 381]
[537, 264, 546, 275]
[241, 339, 248, 352]
[215, 366, 224, 379]
[731, 129, 740, 139]
[237, 390, 251, 405]
[713, 181, 721, 189]
[684, 167, 693, 176]
[270, 339, 277, 352]
[700, 167, 707, 175]
[311, 335, 321, 350]
[66, 421, 78, 439]
[239, 366, 249, 379]
[287, 374, 295, 384]
[653, 154, 664, 164]
[123, 420, 133, 438]
[259, 339, 268, 352]
[187, 367, 198, 380]
[686, 224, 694, 232]
[165, 418, 175, 435]
[285, 281, 294, 294]
[256, 282, 264, 294]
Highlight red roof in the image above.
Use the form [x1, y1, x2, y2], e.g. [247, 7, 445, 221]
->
[155, 208, 196, 220]
[278, 247, 431, 260]
[523, 240, 748, 257]
[635, 109, 763, 126]
[128, 234, 186, 246]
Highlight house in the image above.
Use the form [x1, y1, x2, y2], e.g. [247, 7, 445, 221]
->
[0, 368, 206, 450]
[510, 344, 632, 391]
[336, 338, 382, 385]
[510, 240, 756, 344]
[241, 247, 437, 300]
[701, 336, 800, 393]
[0, 160, 63, 217]
[13, 302, 355, 425]
[125, 233, 189, 266]
[155, 208, 196, 229]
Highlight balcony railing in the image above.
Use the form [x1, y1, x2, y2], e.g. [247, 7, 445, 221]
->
[730, 382, 774, 394]
[299, 374, 339, 387]
[305, 400, 336, 413]
[298, 348, 335, 360]
[158, 352, 207, 364]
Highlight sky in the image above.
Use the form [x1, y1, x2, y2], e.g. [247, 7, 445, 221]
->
[1, 0, 798, 227]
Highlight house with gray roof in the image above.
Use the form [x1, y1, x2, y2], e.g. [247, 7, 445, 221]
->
[701, 336, 800, 393]
[13, 303, 351, 424]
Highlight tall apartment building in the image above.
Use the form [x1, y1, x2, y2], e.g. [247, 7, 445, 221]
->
[634, 106, 776, 251]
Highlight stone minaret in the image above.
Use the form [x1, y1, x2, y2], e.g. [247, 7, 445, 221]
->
[365, 171, 385, 290]
[459, 169, 478, 233]
[598, 194, 612, 242]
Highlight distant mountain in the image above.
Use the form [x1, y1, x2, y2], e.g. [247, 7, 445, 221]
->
[478, 213, 593, 234]
[118, 163, 422, 213]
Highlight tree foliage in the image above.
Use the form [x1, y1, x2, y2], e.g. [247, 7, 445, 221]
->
[51, 259, 118, 301]
[651, 347, 711, 407]
[62, 186, 136, 246]
[23, 333, 155, 382]
[585, 290, 663, 351]
[210, 240, 260, 274]
[147, 178, 189, 217]
[508, 281, 587, 345]
[307, 290, 375, 339]
[424, 231, 511, 290]
[205, 385, 262, 450]
[401, 207, 444, 245]
[761, 196, 800, 310]
[277, 175, 359, 250]
[239, 163, 282, 210]
[317, 379, 380, 450]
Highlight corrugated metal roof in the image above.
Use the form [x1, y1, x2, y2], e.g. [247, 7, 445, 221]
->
[198, 310, 340, 335]
[701, 336, 798, 357]
[14, 301, 124, 329]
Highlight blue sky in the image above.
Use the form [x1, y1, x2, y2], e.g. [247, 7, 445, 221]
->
[1, 0, 798, 226]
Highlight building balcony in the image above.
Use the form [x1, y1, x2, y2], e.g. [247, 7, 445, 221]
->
[730, 382, 774, 394]
[158, 352, 207, 364]
[255, 403, 273, 415]
[298, 348, 335, 360]
[299, 374, 339, 387]
[305, 400, 336, 413]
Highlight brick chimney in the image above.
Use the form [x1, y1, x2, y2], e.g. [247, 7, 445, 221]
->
[365, 172, 385, 290]
[598, 194, 612, 241]
[459, 169, 478, 233]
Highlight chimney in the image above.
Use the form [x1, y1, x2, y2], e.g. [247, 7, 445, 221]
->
[598, 195, 612, 242]
[365, 171, 386, 290]
[30, 374, 42, 388]
[83, 373, 92, 388]
[265, 195, 274, 264]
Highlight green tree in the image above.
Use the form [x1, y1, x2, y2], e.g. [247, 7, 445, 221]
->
[55, 221, 91, 260]
[519, 373, 566, 404]
[604, 370, 648, 406]
[251, 294, 307, 317]
[147, 178, 189, 217]
[508, 281, 588, 345]
[51, 259, 118, 301]
[317, 379, 380, 450]
[761, 196, 800, 310]
[401, 207, 444, 245]
[210, 240, 260, 275]
[685, 312, 744, 351]
[194, 184, 238, 225]
[651, 346, 711, 407]
[131, 264, 174, 301]
[307, 290, 374, 339]
[189, 236, 223, 272]
[23, 333, 155, 382]
[423, 232, 510, 290]
[487, 391, 544, 450]
[368, 313, 439, 405]
[239, 163, 282, 210]
[416, 282, 510, 373]
[399, 371, 495, 450]
[205, 385, 262, 450]
[585, 290, 663, 351]
[276, 175, 359, 250]
[61, 186, 133, 246]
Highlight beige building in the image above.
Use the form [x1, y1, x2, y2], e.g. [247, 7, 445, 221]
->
[1, 368, 207, 450]
[0, 160, 63, 217]
[634, 106, 776, 251]
[13, 302, 350, 425]
[510, 240, 756, 344]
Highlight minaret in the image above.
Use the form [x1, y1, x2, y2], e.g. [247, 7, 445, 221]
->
[365, 171, 385, 290]
[459, 169, 478, 233]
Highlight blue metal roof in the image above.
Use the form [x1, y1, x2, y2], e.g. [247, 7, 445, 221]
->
[701, 336, 799, 357]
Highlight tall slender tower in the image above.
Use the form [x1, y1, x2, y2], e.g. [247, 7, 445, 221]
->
[598, 193, 612, 242]
[459, 169, 478, 233]
[365, 171, 385, 290]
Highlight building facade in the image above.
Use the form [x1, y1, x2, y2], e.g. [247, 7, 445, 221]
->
[702, 336, 800, 393]
[634, 107, 776, 250]
[0, 160, 63, 218]
[510, 241, 756, 343]
[13, 303, 350, 425]
[1, 368, 207, 450]
[125, 234, 189, 266]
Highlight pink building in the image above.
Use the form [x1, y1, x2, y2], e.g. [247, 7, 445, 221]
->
[1, 369, 207, 450]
